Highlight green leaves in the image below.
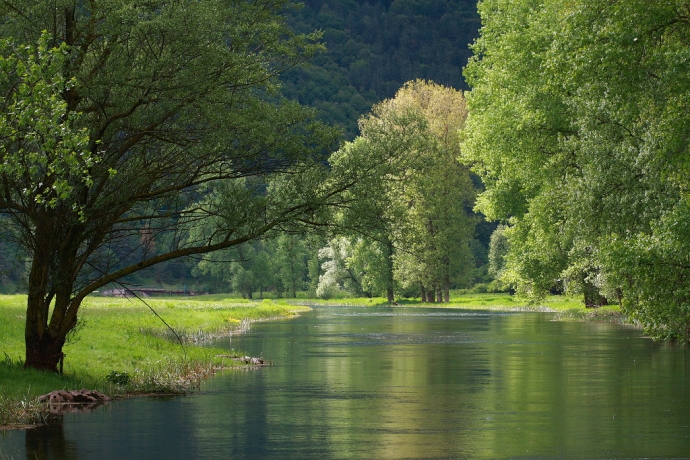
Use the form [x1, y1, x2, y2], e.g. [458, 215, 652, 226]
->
[0, 33, 91, 212]
[464, 0, 690, 336]
[328, 80, 478, 299]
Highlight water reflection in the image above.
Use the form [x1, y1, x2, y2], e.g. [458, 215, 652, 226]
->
[3, 307, 689, 459]
[23, 418, 77, 460]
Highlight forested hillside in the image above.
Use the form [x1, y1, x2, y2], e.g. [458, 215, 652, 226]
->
[281, 0, 480, 138]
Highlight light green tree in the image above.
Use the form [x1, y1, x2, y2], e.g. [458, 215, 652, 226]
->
[389, 81, 475, 302]
[315, 237, 364, 299]
[463, 0, 690, 338]
[328, 98, 429, 301]
[329, 80, 476, 302]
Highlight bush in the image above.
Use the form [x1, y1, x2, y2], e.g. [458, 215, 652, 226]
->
[105, 370, 131, 386]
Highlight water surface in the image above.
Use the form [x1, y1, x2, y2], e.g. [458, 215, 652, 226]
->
[2, 306, 689, 459]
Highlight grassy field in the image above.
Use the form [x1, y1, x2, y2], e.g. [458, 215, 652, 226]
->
[0, 294, 305, 427]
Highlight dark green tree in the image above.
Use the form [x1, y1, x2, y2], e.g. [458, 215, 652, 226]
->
[0, 1, 344, 371]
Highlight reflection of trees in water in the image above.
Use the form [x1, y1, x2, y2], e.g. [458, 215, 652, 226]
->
[24, 400, 109, 460]
[24, 415, 76, 460]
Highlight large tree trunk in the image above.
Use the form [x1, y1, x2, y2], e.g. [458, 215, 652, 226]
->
[24, 219, 82, 372]
[24, 284, 77, 373]
[24, 330, 66, 373]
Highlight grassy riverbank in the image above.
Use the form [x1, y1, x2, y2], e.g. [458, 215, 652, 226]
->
[290, 292, 627, 321]
[0, 295, 305, 428]
[292, 292, 595, 309]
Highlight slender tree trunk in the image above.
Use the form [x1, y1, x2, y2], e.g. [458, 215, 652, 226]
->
[436, 289, 442, 303]
[420, 283, 426, 302]
[615, 288, 623, 307]
[385, 240, 394, 303]
[444, 275, 450, 303]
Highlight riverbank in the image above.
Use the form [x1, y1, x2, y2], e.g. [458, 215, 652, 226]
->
[0, 295, 306, 429]
[289, 293, 629, 322]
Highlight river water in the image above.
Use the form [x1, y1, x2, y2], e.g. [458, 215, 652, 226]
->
[2, 306, 689, 459]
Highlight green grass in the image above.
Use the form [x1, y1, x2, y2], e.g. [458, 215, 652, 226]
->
[287, 292, 628, 323]
[287, 292, 591, 311]
[0, 295, 304, 427]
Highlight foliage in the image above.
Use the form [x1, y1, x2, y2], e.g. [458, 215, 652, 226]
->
[463, 0, 690, 339]
[0, 0, 355, 370]
[315, 237, 367, 299]
[105, 370, 131, 386]
[281, 0, 480, 138]
[327, 80, 479, 301]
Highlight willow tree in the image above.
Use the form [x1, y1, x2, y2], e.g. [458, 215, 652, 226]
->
[0, 1, 346, 371]
[464, 0, 690, 338]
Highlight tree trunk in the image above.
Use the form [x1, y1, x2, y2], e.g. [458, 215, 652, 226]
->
[23, 229, 71, 373]
[25, 278, 80, 373]
[385, 240, 395, 303]
[444, 276, 450, 303]
[24, 331, 66, 372]
[420, 283, 426, 302]
[436, 289, 442, 303]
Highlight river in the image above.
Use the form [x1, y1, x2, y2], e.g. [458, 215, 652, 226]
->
[2, 306, 689, 459]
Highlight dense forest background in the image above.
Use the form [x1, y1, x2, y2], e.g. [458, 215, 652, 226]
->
[282, 0, 480, 138]
[0, 0, 482, 296]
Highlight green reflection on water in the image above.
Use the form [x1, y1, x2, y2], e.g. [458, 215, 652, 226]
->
[192, 308, 690, 459]
[4, 307, 689, 459]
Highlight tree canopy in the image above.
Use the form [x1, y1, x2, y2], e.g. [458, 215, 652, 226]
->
[281, 0, 480, 138]
[324, 80, 478, 301]
[0, 0, 350, 371]
[463, 0, 690, 340]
